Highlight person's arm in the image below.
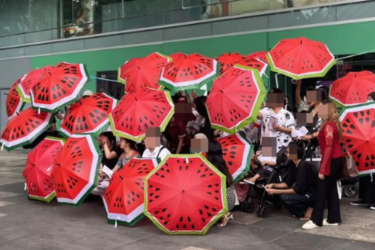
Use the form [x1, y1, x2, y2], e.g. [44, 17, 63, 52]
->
[102, 143, 119, 160]
[176, 121, 187, 154]
[302, 131, 319, 141]
[55, 113, 63, 120]
[112, 155, 124, 173]
[319, 123, 335, 176]
[262, 161, 276, 166]
[268, 182, 288, 189]
[176, 137, 184, 154]
[268, 188, 295, 195]
[275, 111, 296, 135]
[274, 126, 292, 134]
[295, 80, 302, 105]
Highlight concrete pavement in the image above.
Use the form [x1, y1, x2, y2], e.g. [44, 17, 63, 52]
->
[1, 150, 375, 250]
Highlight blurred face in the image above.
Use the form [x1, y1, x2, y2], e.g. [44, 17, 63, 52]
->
[306, 90, 322, 106]
[296, 112, 314, 127]
[288, 144, 298, 161]
[262, 137, 277, 157]
[120, 138, 128, 149]
[318, 103, 337, 120]
[191, 137, 208, 153]
[144, 127, 161, 149]
[267, 93, 284, 108]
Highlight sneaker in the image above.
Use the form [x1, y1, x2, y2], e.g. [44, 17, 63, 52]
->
[370, 206, 375, 210]
[350, 200, 368, 207]
[323, 219, 339, 226]
[243, 179, 255, 185]
[302, 220, 319, 230]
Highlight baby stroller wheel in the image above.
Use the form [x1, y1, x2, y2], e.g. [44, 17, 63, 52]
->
[241, 202, 254, 213]
[256, 206, 269, 218]
[343, 185, 359, 198]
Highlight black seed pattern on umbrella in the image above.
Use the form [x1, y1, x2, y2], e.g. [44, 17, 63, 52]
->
[237, 58, 264, 72]
[2, 110, 48, 141]
[165, 55, 213, 80]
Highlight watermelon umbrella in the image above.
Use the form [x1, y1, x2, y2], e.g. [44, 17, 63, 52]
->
[59, 92, 117, 137]
[159, 53, 220, 92]
[52, 134, 102, 206]
[0, 107, 52, 151]
[144, 154, 228, 235]
[6, 75, 26, 120]
[23, 137, 65, 202]
[216, 132, 254, 184]
[30, 62, 89, 113]
[340, 103, 375, 176]
[215, 52, 245, 75]
[17, 66, 53, 102]
[247, 51, 268, 63]
[329, 71, 375, 107]
[237, 57, 268, 76]
[169, 52, 187, 61]
[267, 37, 336, 80]
[109, 88, 174, 142]
[118, 52, 171, 94]
[206, 65, 267, 134]
[103, 158, 158, 227]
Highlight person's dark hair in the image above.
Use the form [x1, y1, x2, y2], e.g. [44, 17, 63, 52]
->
[206, 141, 234, 187]
[288, 141, 304, 160]
[172, 93, 187, 104]
[100, 131, 116, 146]
[121, 138, 137, 150]
[368, 92, 375, 100]
[269, 88, 284, 94]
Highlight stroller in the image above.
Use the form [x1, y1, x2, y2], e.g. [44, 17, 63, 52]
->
[239, 147, 294, 218]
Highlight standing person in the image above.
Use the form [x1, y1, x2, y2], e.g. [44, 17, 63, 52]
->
[206, 140, 236, 228]
[303, 100, 343, 230]
[257, 88, 296, 152]
[163, 116, 191, 154]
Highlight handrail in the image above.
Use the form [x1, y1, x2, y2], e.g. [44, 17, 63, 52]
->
[0, 0, 370, 50]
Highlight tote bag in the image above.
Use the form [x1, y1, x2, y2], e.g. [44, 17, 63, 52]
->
[340, 144, 359, 180]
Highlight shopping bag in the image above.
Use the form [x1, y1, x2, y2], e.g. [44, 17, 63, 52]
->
[340, 144, 359, 180]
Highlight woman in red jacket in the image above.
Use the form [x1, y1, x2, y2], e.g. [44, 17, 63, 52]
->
[303, 100, 343, 230]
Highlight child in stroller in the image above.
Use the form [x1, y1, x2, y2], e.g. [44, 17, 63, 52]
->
[239, 146, 295, 218]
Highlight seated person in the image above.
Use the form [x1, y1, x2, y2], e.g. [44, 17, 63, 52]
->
[142, 127, 171, 161]
[244, 137, 287, 184]
[97, 131, 122, 171]
[265, 141, 317, 220]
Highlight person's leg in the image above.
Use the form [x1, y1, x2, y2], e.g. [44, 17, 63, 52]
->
[279, 194, 309, 218]
[311, 178, 329, 226]
[326, 158, 342, 224]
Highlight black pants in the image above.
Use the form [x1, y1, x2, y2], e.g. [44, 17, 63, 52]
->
[279, 194, 314, 218]
[311, 157, 343, 226]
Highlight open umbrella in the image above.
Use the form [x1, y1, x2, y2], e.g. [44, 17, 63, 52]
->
[330, 71, 375, 107]
[30, 62, 89, 113]
[59, 92, 117, 137]
[109, 88, 174, 142]
[206, 65, 266, 134]
[169, 53, 187, 61]
[23, 137, 65, 202]
[247, 51, 268, 63]
[52, 134, 102, 206]
[216, 132, 254, 184]
[340, 103, 375, 176]
[215, 52, 245, 75]
[267, 37, 336, 80]
[237, 57, 267, 76]
[103, 158, 158, 227]
[7, 75, 26, 120]
[144, 154, 228, 235]
[118, 52, 171, 94]
[0, 107, 52, 151]
[159, 53, 219, 92]
[17, 66, 53, 102]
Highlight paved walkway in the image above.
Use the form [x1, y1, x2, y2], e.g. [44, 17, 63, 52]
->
[0, 150, 375, 250]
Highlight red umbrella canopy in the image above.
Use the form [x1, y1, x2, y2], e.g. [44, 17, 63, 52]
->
[103, 158, 158, 227]
[17, 66, 53, 102]
[109, 88, 174, 142]
[23, 137, 65, 203]
[340, 103, 375, 175]
[144, 154, 228, 235]
[267, 37, 336, 80]
[59, 92, 117, 137]
[159, 53, 219, 92]
[206, 65, 267, 134]
[30, 62, 89, 113]
[52, 134, 102, 206]
[216, 132, 254, 183]
[236, 58, 268, 76]
[7, 75, 26, 120]
[215, 52, 245, 75]
[169, 53, 187, 61]
[0, 107, 52, 151]
[118, 52, 171, 94]
[247, 51, 268, 63]
[330, 71, 375, 107]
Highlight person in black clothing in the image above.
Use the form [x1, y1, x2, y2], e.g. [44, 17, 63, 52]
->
[266, 141, 317, 220]
[98, 131, 122, 170]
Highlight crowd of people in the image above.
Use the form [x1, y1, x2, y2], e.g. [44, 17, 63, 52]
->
[26, 81, 375, 229]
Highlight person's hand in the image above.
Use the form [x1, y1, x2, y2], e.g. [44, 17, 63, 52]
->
[101, 137, 109, 145]
[267, 188, 277, 195]
[265, 184, 274, 189]
[273, 123, 281, 131]
[301, 135, 312, 141]
[319, 173, 325, 180]
[192, 90, 198, 99]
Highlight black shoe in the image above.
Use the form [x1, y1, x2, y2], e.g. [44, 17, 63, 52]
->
[350, 200, 368, 207]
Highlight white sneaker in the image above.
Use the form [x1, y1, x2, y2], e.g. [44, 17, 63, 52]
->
[370, 206, 375, 210]
[323, 219, 339, 226]
[302, 220, 319, 230]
